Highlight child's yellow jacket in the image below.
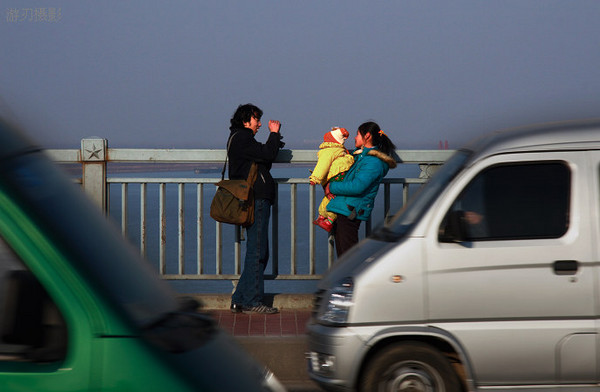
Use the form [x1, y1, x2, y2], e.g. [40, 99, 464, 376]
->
[309, 142, 355, 184]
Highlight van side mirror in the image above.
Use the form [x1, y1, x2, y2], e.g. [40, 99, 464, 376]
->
[1, 270, 67, 362]
[439, 210, 468, 243]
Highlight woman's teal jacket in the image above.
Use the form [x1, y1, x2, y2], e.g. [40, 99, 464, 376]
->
[326, 146, 397, 221]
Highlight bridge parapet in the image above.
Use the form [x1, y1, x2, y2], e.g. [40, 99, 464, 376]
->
[46, 139, 453, 284]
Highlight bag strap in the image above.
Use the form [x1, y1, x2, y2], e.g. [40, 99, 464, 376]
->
[220, 133, 234, 180]
[246, 162, 258, 185]
[222, 132, 258, 184]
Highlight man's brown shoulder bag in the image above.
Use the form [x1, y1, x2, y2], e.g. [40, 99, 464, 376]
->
[210, 133, 258, 227]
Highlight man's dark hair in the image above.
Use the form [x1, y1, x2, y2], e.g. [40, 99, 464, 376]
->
[230, 104, 263, 129]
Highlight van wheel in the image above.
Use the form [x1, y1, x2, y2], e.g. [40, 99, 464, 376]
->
[359, 342, 461, 392]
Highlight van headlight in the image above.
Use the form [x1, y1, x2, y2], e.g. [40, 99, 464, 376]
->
[317, 277, 354, 325]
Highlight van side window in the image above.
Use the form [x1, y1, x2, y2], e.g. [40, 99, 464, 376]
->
[0, 239, 67, 363]
[439, 162, 570, 241]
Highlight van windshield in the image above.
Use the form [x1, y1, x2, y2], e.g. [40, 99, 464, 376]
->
[0, 149, 179, 328]
[372, 150, 471, 241]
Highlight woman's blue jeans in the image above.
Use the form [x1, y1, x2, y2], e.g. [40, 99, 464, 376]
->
[232, 198, 271, 307]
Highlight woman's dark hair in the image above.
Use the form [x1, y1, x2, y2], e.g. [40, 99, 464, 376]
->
[230, 104, 263, 129]
[358, 121, 396, 156]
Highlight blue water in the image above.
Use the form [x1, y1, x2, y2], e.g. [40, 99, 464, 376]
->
[107, 164, 421, 294]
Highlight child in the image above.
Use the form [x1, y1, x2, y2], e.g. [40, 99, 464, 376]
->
[309, 127, 355, 232]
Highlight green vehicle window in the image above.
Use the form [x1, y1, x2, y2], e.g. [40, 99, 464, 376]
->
[0, 237, 67, 363]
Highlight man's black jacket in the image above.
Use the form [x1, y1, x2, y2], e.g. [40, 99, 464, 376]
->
[227, 127, 283, 203]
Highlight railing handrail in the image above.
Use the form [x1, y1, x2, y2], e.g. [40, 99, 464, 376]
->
[46, 147, 454, 164]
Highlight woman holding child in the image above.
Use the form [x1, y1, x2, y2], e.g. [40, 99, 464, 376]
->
[325, 121, 397, 257]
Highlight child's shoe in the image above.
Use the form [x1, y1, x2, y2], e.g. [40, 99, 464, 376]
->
[313, 215, 333, 232]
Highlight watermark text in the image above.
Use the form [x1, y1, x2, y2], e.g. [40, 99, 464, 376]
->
[6, 8, 62, 23]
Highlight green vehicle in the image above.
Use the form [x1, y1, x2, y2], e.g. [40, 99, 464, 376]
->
[0, 118, 284, 391]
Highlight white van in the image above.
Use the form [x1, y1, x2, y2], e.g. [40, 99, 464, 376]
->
[307, 120, 600, 392]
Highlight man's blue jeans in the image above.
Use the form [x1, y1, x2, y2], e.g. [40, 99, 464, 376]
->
[232, 198, 271, 307]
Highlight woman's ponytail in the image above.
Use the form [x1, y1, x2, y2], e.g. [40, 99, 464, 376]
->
[358, 121, 396, 156]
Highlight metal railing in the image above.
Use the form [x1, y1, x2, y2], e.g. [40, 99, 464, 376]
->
[46, 139, 453, 281]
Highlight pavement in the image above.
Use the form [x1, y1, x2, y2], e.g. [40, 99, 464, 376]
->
[191, 293, 322, 391]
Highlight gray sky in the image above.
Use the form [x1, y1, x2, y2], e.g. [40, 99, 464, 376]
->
[1, 1, 600, 149]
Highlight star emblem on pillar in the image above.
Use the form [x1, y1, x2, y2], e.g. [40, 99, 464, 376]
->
[81, 138, 106, 161]
[86, 144, 102, 160]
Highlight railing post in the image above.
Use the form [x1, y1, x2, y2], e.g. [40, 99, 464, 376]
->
[419, 163, 442, 179]
[81, 138, 108, 212]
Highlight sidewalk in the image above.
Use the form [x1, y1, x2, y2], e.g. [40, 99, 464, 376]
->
[208, 308, 311, 336]
[196, 294, 319, 390]
[192, 293, 314, 312]
[208, 309, 317, 390]
[192, 293, 313, 336]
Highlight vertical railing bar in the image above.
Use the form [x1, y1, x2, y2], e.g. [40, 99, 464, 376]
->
[105, 176, 110, 216]
[271, 184, 279, 275]
[159, 183, 166, 275]
[121, 183, 128, 236]
[403, 183, 409, 206]
[215, 178, 222, 275]
[216, 222, 222, 274]
[290, 183, 297, 275]
[309, 184, 316, 274]
[384, 182, 391, 220]
[328, 233, 335, 269]
[234, 226, 241, 274]
[197, 184, 203, 274]
[178, 183, 185, 275]
[140, 183, 147, 258]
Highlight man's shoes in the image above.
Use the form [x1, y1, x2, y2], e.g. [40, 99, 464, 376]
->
[231, 303, 279, 314]
[313, 216, 333, 232]
[243, 304, 279, 314]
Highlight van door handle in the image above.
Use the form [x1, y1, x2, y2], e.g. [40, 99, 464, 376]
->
[553, 260, 579, 275]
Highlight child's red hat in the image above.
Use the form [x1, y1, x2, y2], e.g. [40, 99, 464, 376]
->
[324, 127, 349, 144]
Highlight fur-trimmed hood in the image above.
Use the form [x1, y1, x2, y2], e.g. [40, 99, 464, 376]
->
[366, 149, 397, 169]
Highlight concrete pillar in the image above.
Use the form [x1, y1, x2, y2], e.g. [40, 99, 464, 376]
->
[81, 138, 107, 212]
[419, 163, 442, 179]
